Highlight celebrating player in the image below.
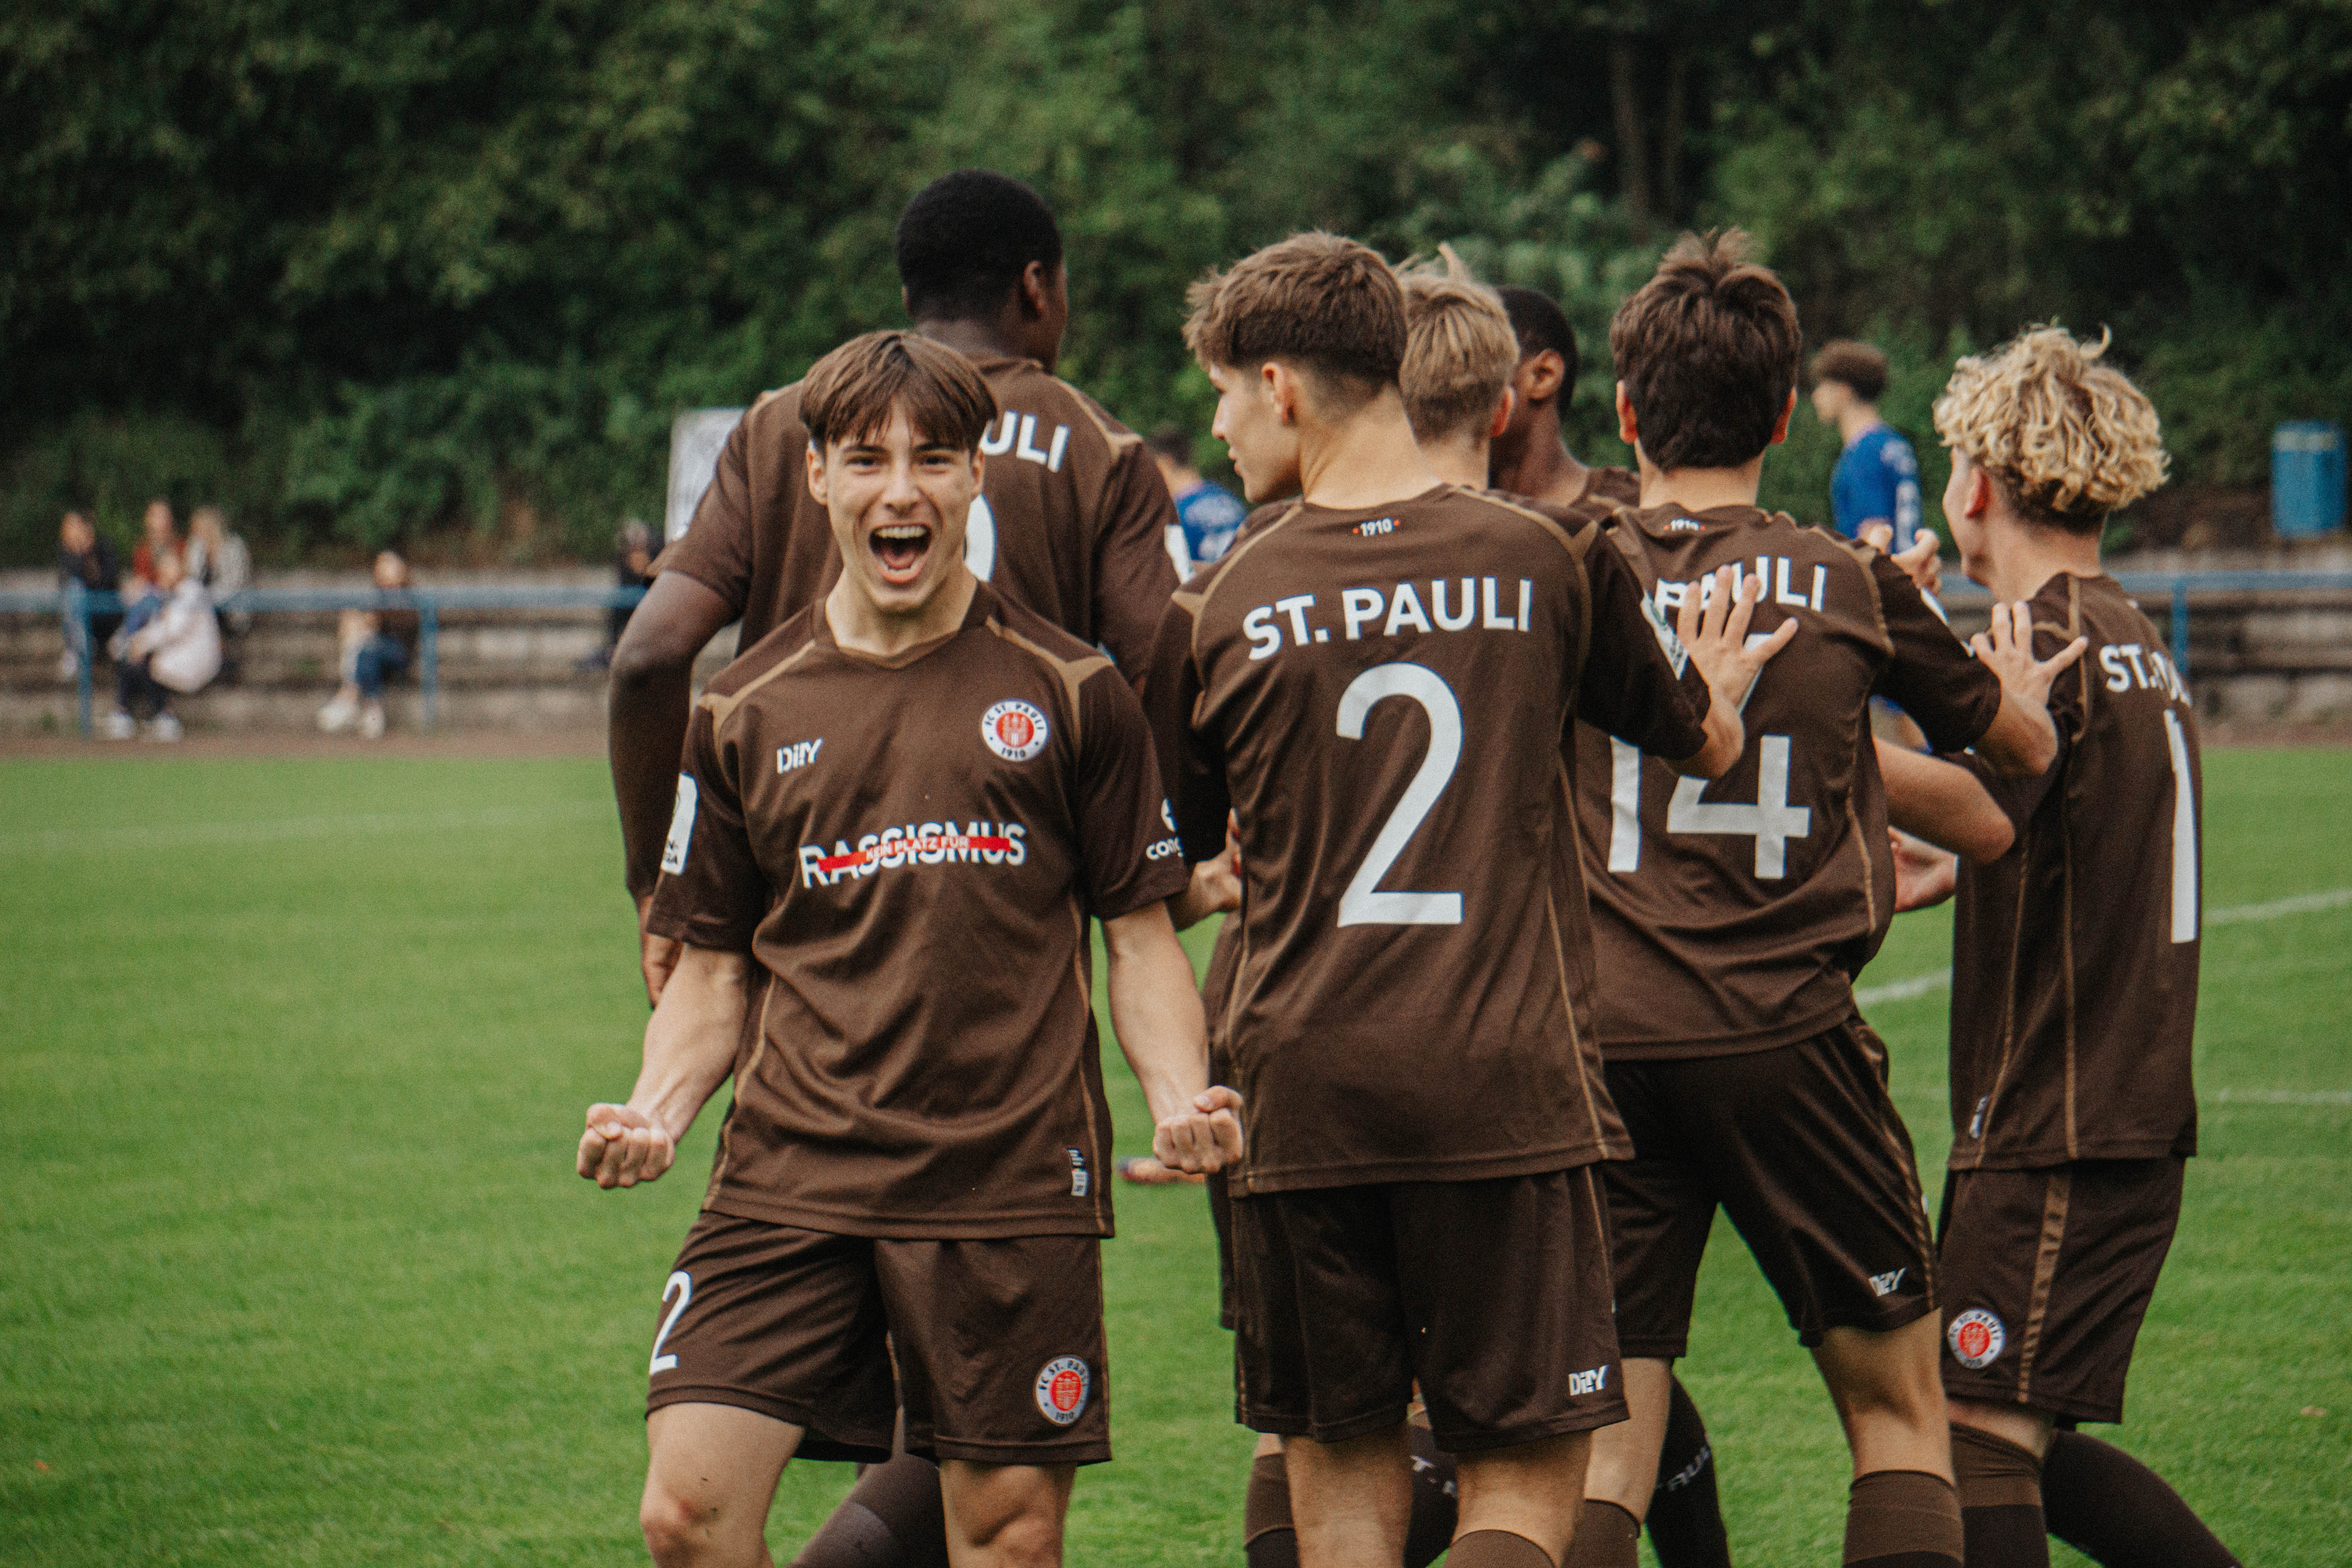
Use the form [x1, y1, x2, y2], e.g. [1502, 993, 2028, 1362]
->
[1871, 327, 2239, 1568]
[1564, 233, 2080, 1568]
[579, 331, 1240, 1568]
[610, 169, 1181, 1005]
[1485, 283, 1641, 514]
[1149, 230, 1788, 1568]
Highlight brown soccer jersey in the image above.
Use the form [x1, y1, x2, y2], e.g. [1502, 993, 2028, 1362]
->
[645, 584, 1189, 1238]
[1147, 485, 1712, 1194]
[1578, 465, 1642, 510]
[1573, 505, 2004, 1056]
[1946, 572, 2202, 1169]
[657, 355, 1180, 667]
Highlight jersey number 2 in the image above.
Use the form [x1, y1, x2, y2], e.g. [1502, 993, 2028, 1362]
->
[649, 1270, 691, 1376]
[1336, 664, 1463, 926]
[1609, 736, 1812, 878]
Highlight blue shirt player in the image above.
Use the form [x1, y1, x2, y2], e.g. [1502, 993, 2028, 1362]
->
[1147, 425, 1247, 577]
[1812, 340, 1922, 549]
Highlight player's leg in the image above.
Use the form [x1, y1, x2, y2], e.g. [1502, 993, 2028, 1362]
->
[876, 1234, 1111, 1568]
[1401, 1415, 1464, 1568]
[2038, 1430, 2239, 1568]
[1245, 1416, 1463, 1568]
[938, 1461, 1077, 1568]
[1812, 1320, 1964, 1568]
[643, 1403, 805, 1567]
[1403, 1168, 1628, 1568]
[1643, 1376, 1732, 1568]
[1286, 1424, 1416, 1567]
[1243, 1434, 1300, 1568]
[786, 1452, 950, 1568]
[1575, 1359, 1672, 1561]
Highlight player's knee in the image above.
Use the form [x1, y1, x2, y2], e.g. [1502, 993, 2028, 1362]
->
[972, 1507, 1063, 1568]
[639, 1484, 725, 1567]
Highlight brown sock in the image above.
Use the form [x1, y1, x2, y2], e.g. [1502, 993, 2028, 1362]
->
[2042, 1431, 2239, 1568]
[1561, 1499, 1641, 1568]
[1844, 1468, 1964, 1568]
[1243, 1450, 1298, 1568]
[1947, 1426, 2047, 1568]
[1450, 1530, 1557, 1568]
[787, 1452, 949, 1568]
[1402, 1418, 1461, 1568]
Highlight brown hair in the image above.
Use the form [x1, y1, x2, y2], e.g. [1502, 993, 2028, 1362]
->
[1183, 232, 1405, 407]
[1811, 339, 1889, 402]
[1396, 245, 1518, 443]
[801, 330, 998, 453]
[1608, 230, 1801, 471]
[1934, 325, 2167, 534]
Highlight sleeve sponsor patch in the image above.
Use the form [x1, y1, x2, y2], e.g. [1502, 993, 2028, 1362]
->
[661, 775, 698, 875]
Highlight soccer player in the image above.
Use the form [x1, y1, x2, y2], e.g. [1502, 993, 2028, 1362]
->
[1148, 423, 1250, 578]
[1151, 229, 1790, 1568]
[1486, 284, 1641, 513]
[1812, 341, 1924, 550]
[610, 169, 1180, 1005]
[1564, 233, 2082, 1568]
[1868, 326, 2239, 1568]
[579, 331, 1241, 1568]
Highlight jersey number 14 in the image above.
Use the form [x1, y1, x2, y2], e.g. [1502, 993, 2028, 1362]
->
[1608, 736, 1813, 878]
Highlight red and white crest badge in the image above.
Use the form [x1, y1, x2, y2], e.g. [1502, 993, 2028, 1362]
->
[1034, 1356, 1091, 1425]
[1947, 1308, 2006, 1370]
[983, 699, 1050, 762]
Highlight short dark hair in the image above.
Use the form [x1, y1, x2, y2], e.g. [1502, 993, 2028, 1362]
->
[1145, 423, 1194, 466]
[894, 170, 1064, 323]
[1497, 285, 1581, 396]
[1812, 339, 1889, 403]
[1609, 230, 1801, 472]
[1183, 232, 1405, 406]
[801, 331, 998, 454]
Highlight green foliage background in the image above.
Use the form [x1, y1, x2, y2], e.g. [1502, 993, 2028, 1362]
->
[4, 0, 2348, 563]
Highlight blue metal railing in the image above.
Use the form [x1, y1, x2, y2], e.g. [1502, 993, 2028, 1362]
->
[1932, 570, 2352, 678]
[2, 583, 646, 735]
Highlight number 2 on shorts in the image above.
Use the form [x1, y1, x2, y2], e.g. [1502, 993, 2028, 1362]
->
[649, 1270, 691, 1376]
[1335, 663, 1463, 926]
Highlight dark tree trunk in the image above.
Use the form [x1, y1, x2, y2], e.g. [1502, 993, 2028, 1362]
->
[1610, 36, 1651, 236]
[1661, 45, 1689, 221]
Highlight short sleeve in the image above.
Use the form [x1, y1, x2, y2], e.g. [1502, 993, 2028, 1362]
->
[1867, 552, 2004, 752]
[1071, 667, 1191, 920]
[1574, 537, 1713, 760]
[1142, 595, 1232, 865]
[1090, 441, 1183, 680]
[644, 705, 768, 951]
[652, 417, 756, 620]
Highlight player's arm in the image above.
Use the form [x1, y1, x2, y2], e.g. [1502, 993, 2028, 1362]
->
[1167, 815, 1241, 929]
[1671, 564, 1796, 778]
[1876, 738, 2014, 863]
[1968, 602, 2085, 777]
[577, 945, 746, 1189]
[1102, 903, 1243, 1174]
[1890, 829, 1959, 912]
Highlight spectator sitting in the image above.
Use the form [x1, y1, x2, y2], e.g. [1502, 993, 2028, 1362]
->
[1146, 423, 1248, 579]
[318, 550, 419, 740]
[1811, 340, 1924, 549]
[579, 517, 656, 673]
[129, 497, 179, 586]
[102, 550, 219, 742]
[56, 510, 123, 679]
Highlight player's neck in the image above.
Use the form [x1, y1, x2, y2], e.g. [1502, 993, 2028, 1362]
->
[1837, 403, 1885, 446]
[915, 315, 1056, 375]
[1490, 416, 1590, 507]
[1974, 517, 2103, 603]
[1637, 453, 1765, 514]
[826, 566, 980, 659]
[1418, 432, 1490, 489]
[1298, 389, 1442, 508]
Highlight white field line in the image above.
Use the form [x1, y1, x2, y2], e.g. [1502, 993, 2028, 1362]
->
[1855, 885, 2352, 1011]
[0, 800, 609, 855]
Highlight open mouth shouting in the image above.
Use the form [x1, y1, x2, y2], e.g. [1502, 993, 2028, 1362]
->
[868, 521, 935, 586]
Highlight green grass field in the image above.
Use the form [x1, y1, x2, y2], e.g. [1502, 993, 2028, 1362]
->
[2, 749, 2347, 1565]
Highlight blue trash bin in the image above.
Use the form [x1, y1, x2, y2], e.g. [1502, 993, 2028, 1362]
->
[2273, 421, 2346, 539]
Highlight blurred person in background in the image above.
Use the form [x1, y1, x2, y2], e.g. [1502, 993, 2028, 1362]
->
[318, 550, 419, 740]
[56, 510, 123, 679]
[1812, 340, 1923, 548]
[186, 505, 254, 675]
[581, 517, 657, 673]
[103, 550, 219, 742]
[1147, 423, 1246, 578]
[129, 497, 180, 585]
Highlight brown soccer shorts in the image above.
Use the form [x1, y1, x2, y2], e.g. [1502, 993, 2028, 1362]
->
[1601, 1015, 1939, 1357]
[1935, 1158, 2185, 1425]
[1228, 1167, 1626, 1453]
[644, 1210, 1111, 1465]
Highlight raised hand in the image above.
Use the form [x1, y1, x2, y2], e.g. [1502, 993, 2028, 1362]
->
[1679, 563, 1798, 718]
[577, 1101, 677, 1189]
[1971, 601, 2087, 711]
[1152, 1086, 1246, 1175]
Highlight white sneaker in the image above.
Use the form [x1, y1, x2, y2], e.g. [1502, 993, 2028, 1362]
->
[101, 710, 136, 740]
[359, 703, 386, 740]
[146, 713, 183, 742]
[318, 694, 358, 733]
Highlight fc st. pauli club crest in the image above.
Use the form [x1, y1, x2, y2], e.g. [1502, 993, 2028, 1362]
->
[1034, 1356, 1091, 1425]
[983, 699, 1050, 762]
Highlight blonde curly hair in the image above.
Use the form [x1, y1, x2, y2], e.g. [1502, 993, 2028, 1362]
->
[1933, 325, 2169, 533]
